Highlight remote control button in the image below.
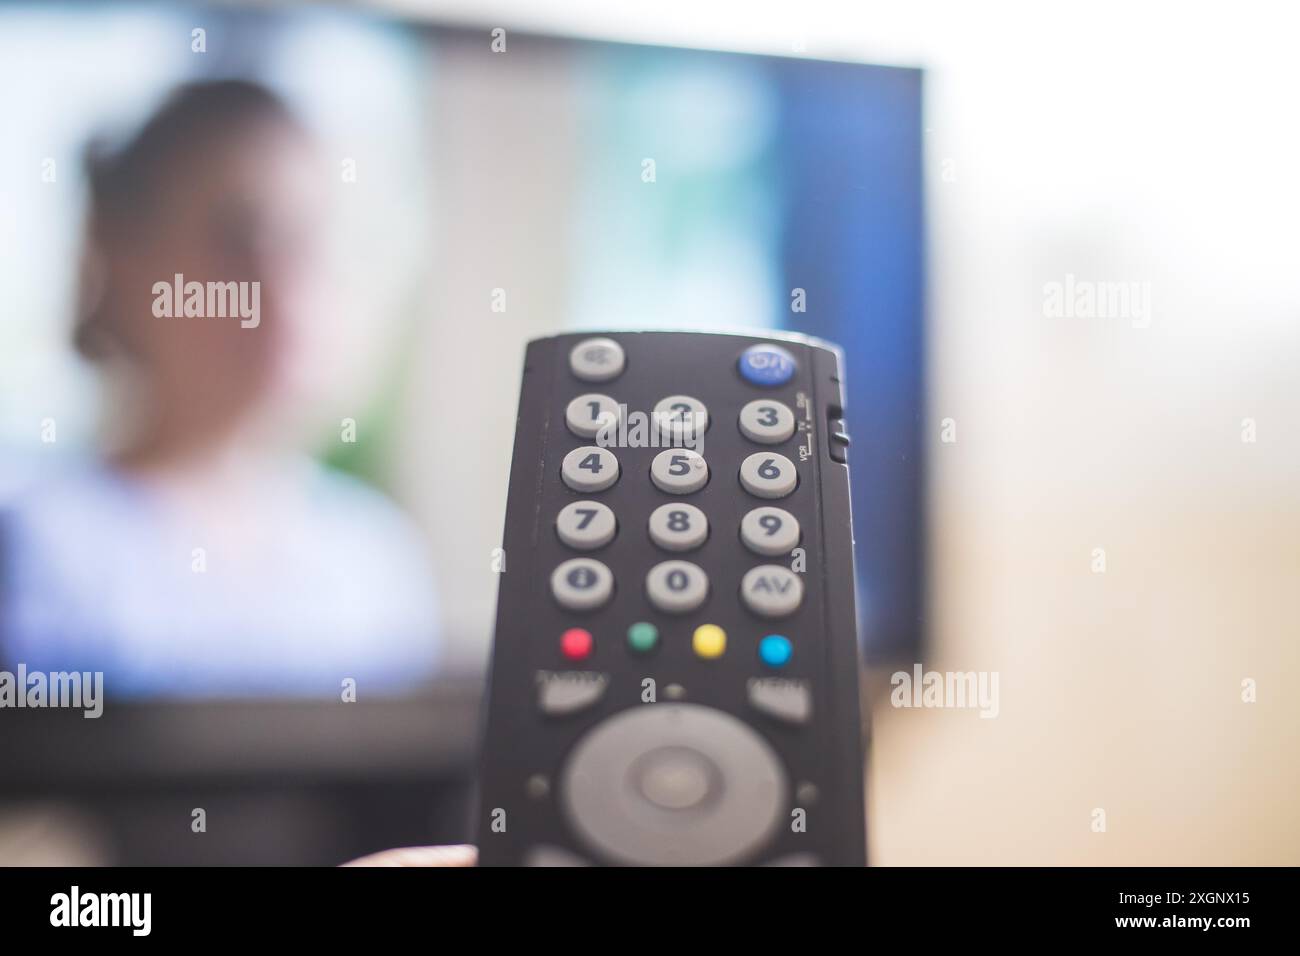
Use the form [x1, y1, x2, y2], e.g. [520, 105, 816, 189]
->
[692, 624, 727, 659]
[560, 627, 594, 660]
[551, 558, 614, 611]
[747, 677, 812, 725]
[560, 704, 787, 865]
[626, 621, 659, 653]
[537, 670, 608, 715]
[650, 449, 709, 495]
[648, 503, 708, 551]
[738, 343, 796, 387]
[739, 399, 795, 444]
[740, 506, 800, 557]
[740, 565, 803, 618]
[556, 501, 617, 550]
[758, 634, 792, 668]
[763, 853, 822, 866]
[739, 452, 797, 499]
[646, 560, 709, 614]
[565, 393, 621, 439]
[569, 337, 625, 382]
[652, 395, 709, 440]
[561, 446, 619, 492]
[524, 845, 592, 867]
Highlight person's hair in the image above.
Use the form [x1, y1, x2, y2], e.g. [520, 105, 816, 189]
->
[75, 80, 302, 359]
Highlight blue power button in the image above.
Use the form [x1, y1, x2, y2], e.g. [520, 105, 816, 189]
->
[738, 343, 797, 387]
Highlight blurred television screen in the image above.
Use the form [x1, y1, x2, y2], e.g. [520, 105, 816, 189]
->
[0, 3, 924, 699]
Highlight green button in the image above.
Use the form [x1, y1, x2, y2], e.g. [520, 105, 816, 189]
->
[627, 622, 659, 652]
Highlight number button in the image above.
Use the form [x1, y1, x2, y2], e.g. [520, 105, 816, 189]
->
[562, 446, 620, 492]
[569, 337, 625, 382]
[552, 558, 615, 611]
[648, 503, 708, 552]
[557, 501, 617, 550]
[565, 394, 621, 439]
[646, 560, 709, 614]
[738, 399, 795, 444]
[740, 506, 800, 557]
[650, 449, 708, 494]
[740, 565, 803, 618]
[739, 452, 796, 499]
[652, 395, 709, 441]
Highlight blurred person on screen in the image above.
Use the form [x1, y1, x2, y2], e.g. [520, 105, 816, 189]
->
[0, 80, 438, 695]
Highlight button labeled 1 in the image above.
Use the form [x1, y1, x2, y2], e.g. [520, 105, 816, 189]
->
[739, 452, 797, 499]
[566, 394, 621, 439]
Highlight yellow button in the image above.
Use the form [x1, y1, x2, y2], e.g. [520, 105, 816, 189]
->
[692, 624, 727, 659]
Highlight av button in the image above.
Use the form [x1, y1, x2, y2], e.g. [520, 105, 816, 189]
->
[741, 565, 803, 618]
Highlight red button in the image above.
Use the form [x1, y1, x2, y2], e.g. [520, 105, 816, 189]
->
[561, 628, 593, 660]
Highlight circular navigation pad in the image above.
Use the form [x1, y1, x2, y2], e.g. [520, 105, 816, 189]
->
[560, 704, 787, 866]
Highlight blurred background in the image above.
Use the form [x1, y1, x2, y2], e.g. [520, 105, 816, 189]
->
[1, 0, 1297, 865]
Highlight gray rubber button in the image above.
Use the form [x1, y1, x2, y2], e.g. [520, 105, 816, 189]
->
[763, 853, 821, 866]
[556, 500, 617, 550]
[740, 506, 800, 557]
[739, 399, 795, 444]
[569, 337, 625, 382]
[646, 560, 709, 614]
[537, 670, 609, 716]
[565, 393, 621, 439]
[740, 564, 803, 617]
[648, 503, 708, 552]
[747, 677, 812, 725]
[739, 452, 797, 499]
[652, 394, 708, 441]
[560, 704, 788, 865]
[561, 446, 619, 492]
[551, 558, 614, 611]
[524, 845, 592, 867]
[650, 449, 708, 494]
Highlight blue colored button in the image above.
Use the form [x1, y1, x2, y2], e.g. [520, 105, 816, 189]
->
[758, 634, 792, 668]
[738, 343, 797, 387]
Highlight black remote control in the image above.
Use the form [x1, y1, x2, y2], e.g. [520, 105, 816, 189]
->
[475, 330, 866, 866]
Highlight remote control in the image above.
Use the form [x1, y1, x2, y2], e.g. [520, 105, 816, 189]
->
[475, 330, 866, 866]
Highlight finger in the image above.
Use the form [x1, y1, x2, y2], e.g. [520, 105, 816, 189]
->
[340, 844, 478, 867]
